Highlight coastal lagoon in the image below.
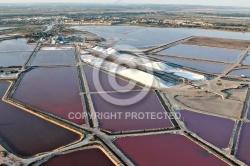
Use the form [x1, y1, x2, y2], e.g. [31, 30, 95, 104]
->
[73, 26, 250, 48]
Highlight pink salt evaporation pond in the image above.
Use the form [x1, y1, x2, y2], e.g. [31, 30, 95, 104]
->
[236, 123, 250, 165]
[179, 110, 235, 148]
[114, 134, 228, 166]
[91, 91, 173, 132]
[0, 82, 81, 157]
[12, 67, 85, 125]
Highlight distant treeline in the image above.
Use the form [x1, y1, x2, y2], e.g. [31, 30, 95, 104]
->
[214, 23, 248, 27]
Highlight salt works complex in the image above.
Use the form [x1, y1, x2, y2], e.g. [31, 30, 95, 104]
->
[0, 24, 250, 166]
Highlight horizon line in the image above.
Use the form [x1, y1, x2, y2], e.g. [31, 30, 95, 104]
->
[0, 2, 249, 8]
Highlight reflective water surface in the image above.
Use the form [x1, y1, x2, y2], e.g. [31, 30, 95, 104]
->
[31, 50, 76, 66]
[0, 38, 35, 52]
[236, 123, 250, 165]
[114, 134, 228, 166]
[0, 82, 80, 157]
[13, 67, 85, 125]
[158, 44, 242, 63]
[179, 110, 234, 148]
[91, 91, 173, 132]
[0, 52, 31, 67]
[228, 69, 250, 77]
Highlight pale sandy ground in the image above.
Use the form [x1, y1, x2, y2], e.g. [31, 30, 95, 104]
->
[223, 87, 248, 101]
[175, 95, 243, 118]
[184, 36, 250, 50]
[117, 69, 170, 88]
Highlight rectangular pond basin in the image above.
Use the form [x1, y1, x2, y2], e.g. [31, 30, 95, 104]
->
[179, 110, 235, 148]
[0, 38, 35, 52]
[228, 69, 250, 77]
[0, 82, 81, 157]
[0, 52, 31, 67]
[12, 67, 85, 125]
[41, 148, 115, 166]
[91, 91, 173, 133]
[83, 65, 141, 92]
[242, 53, 250, 65]
[31, 50, 76, 66]
[148, 55, 229, 74]
[248, 107, 250, 119]
[236, 123, 250, 165]
[114, 134, 228, 166]
[157, 44, 242, 63]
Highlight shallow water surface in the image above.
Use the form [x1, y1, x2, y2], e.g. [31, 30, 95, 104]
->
[114, 134, 228, 166]
[73, 26, 250, 48]
[0, 82, 80, 157]
[12, 67, 85, 124]
[228, 69, 250, 77]
[248, 108, 250, 119]
[91, 91, 173, 132]
[0, 52, 31, 67]
[236, 123, 250, 165]
[158, 44, 242, 63]
[179, 110, 234, 148]
[0, 38, 35, 52]
[242, 53, 250, 65]
[31, 50, 76, 66]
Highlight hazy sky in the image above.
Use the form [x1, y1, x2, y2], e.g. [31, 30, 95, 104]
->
[0, 0, 250, 7]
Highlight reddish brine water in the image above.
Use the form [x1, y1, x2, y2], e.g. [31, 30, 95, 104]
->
[158, 44, 242, 63]
[0, 38, 35, 52]
[12, 67, 85, 125]
[148, 55, 229, 74]
[0, 52, 31, 67]
[0, 82, 80, 157]
[91, 91, 173, 132]
[84, 65, 141, 92]
[41, 148, 115, 166]
[179, 110, 234, 148]
[236, 123, 250, 165]
[248, 108, 250, 119]
[228, 69, 250, 77]
[31, 50, 76, 66]
[114, 134, 228, 166]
